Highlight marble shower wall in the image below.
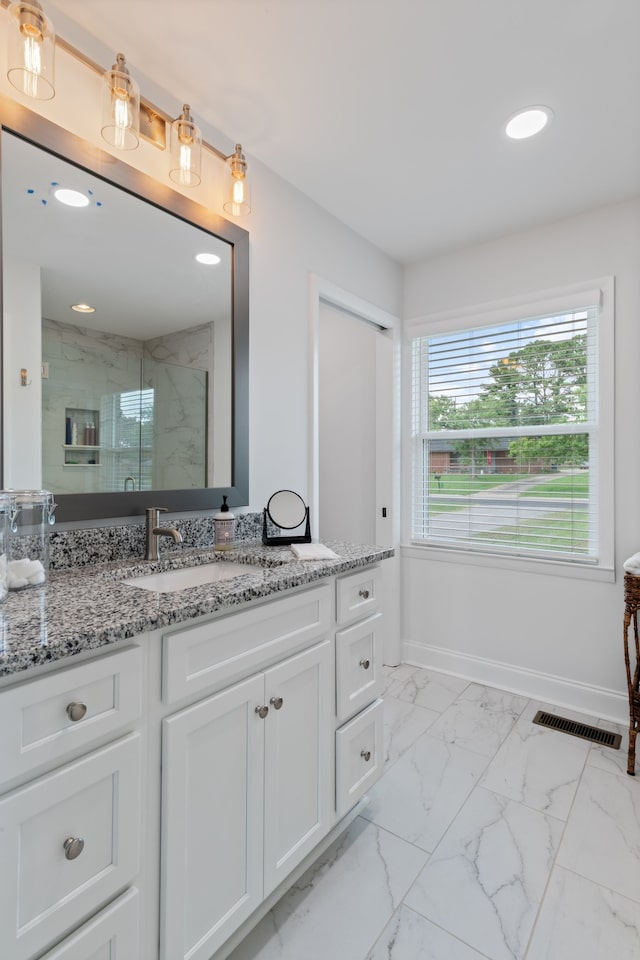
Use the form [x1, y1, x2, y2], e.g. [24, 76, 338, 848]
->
[42, 319, 143, 495]
[41, 320, 211, 494]
[144, 324, 211, 489]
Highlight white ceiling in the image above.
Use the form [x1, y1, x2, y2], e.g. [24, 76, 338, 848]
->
[49, 0, 640, 264]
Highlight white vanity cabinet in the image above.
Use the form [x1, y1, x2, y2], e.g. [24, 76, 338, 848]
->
[159, 587, 333, 960]
[0, 559, 388, 960]
[0, 647, 143, 960]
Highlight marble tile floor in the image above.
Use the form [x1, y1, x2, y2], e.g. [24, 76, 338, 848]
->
[228, 664, 640, 960]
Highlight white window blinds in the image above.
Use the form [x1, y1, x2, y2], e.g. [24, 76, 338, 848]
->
[411, 305, 599, 562]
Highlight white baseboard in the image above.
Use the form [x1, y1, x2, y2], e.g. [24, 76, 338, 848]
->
[403, 640, 629, 725]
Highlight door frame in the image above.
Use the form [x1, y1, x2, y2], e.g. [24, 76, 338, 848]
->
[308, 274, 402, 664]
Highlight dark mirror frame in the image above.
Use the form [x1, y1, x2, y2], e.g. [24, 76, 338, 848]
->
[0, 93, 249, 522]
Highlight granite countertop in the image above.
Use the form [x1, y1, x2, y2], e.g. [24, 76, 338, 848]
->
[0, 540, 394, 681]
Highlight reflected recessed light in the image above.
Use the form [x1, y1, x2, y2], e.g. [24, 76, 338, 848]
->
[71, 303, 95, 313]
[53, 187, 90, 207]
[505, 106, 553, 140]
[195, 252, 221, 265]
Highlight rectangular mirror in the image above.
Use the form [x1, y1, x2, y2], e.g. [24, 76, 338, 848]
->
[0, 94, 249, 521]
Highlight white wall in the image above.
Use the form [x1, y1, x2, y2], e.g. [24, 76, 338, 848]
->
[402, 198, 640, 721]
[0, 6, 403, 514]
[3, 258, 42, 488]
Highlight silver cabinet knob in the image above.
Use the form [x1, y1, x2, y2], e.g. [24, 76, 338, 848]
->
[359, 658, 371, 670]
[255, 705, 269, 719]
[63, 837, 85, 860]
[358, 588, 370, 600]
[270, 696, 284, 710]
[361, 750, 372, 762]
[66, 702, 87, 722]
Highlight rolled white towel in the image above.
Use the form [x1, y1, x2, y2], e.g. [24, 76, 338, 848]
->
[8, 558, 38, 579]
[623, 552, 640, 575]
[8, 558, 45, 589]
[7, 575, 29, 589]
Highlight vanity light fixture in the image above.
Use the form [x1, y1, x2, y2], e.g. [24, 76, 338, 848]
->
[223, 144, 251, 216]
[52, 187, 90, 207]
[505, 105, 553, 140]
[169, 104, 202, 187]
[6, 0, 55, 100]
[195, 252, 221, 265]
[101, 53, 140, 151]
[71, 303, 95, 313]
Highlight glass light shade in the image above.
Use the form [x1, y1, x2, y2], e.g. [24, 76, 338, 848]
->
[223, 144, 251, 216]
[6, 1, 55, 100]
[169, 105, 202, 187]
[101, 54, 140, 151]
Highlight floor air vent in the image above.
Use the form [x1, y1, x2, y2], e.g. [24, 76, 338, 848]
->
[532, 710, 621, 749]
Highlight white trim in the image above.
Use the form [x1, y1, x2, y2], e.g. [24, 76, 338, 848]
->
[308, 274, 402, 665]
[402, 543, 615, 582]
[402, 640, 628, 724]
[405, 278, 606, 337]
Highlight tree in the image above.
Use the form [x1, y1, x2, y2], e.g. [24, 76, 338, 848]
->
[427, 331, 588, 473]
[482, 334, 587, 426]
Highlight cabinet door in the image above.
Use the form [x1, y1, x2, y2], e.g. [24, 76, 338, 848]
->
[160, 673, 265, 960]
[0, 734, 140, 960]
[263, 640, 332, 896]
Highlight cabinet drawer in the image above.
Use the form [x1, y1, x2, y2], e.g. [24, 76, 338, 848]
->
[0, 646, 142, 784]
[0, 733, 141, 960]
[335, 613, 383, 723]
[163, 584, 331, 704]
[335, 698, 384, 817]
[39, 888, 139, 960]
[336, 567, 379, 625]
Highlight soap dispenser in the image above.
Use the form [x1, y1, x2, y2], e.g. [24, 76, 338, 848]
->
[214, 496, 235, 551]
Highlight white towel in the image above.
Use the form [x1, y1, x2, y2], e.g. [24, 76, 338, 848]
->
[623, 552, 640, 575]
[290, 543, 340, 561]
[8, 558, 45, 588]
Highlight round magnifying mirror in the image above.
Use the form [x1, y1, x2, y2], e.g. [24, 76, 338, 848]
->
[266, 490, 307, 530]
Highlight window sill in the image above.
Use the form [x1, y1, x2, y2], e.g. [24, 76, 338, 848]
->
[401, 542, 616, 583]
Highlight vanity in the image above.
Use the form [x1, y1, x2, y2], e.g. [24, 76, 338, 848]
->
[0, 540, 392, 960]
[0, 73, 395, 960]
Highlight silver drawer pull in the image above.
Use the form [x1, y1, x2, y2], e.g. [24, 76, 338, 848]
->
[358, 589, 370, 600]
[63, 837, 85, 860]
[255, 705, 269, 719]
[270, 696, 284, 710]
[359, 658, 371, 670]
[66, 702, 87, 722]
[361, 750, 372, 762]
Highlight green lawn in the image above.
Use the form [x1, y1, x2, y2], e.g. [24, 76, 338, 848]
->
[472, 509, 589, 553]
[429, 474, 519, 495]
[520, 473, 589, 499]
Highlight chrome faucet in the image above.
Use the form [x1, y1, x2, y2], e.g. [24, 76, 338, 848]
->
[124, 475, 137, 491]
[145, 507, 183, 561]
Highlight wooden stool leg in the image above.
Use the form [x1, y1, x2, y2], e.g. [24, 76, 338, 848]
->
[628, 725, 637, 776]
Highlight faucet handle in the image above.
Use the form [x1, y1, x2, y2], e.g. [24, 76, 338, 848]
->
[146, 506, 167, 517]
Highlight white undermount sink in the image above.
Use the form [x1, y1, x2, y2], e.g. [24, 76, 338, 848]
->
[123, 561, 251, 593]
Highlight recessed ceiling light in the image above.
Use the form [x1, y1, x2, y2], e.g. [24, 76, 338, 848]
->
[505, 106, 553, 140]
[71, 303, 95, 313]
[53, 187, 90, 207]
[195, 252, 221, 265]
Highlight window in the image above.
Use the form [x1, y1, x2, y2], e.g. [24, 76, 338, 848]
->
[409, 282, 613, 567]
